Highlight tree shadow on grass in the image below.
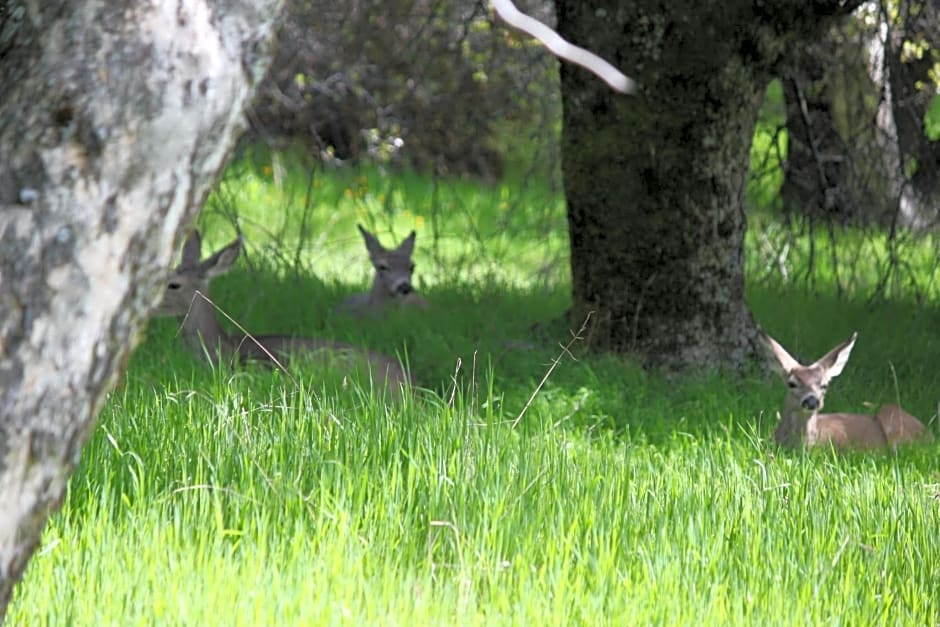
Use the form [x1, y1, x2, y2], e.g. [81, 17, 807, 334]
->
[138, 268, 938, 453]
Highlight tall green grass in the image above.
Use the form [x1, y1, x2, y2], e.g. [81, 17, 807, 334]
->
[9, 154, 940, 625]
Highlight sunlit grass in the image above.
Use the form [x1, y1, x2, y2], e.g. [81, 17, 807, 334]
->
[9, 153, 940, 625]
[201, 155, 570, 291]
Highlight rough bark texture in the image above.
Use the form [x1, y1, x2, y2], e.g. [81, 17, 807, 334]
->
[877, 0, 940, 228]
[554, 1, 864, 369]
[780, 2, 940, 229]
[0, 0, 282, 617]
[779, 27, 892, 226]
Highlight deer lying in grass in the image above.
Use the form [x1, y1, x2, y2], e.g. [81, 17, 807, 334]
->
[762, 330, 932, 450]
[157, 231, 412, 393]
[339, 224, 428, 316]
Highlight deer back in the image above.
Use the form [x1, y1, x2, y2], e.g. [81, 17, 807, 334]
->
[232, 333, 412, 391]
[159, 232, 412, 394]
[763, 329, 932, 451]
[806, 412, 889, 450]
[876, 403, 933, 448]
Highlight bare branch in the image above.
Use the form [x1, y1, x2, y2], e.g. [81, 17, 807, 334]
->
[511, 311, 593, 429]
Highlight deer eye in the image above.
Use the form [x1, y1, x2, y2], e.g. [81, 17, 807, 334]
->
[820, 383, 829, 390]
[376, 262, 389, 272]
[168, 282, 182, 290]
[786, 380, 798, 389]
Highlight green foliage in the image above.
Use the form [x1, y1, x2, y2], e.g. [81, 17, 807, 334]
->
[747, 80, 787, 212]
[926, 93, 940, 141]
[10, 160, 940, 624]
[255, 1, 560, 179]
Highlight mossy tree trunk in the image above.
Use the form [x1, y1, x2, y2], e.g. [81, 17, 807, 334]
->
[555, 1, 863, 368]
[0, 0, 282, 618]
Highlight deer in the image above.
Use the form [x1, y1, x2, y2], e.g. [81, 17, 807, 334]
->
[761, 330, 932, 450]
[339, 224, 428, 316]
[156, 231, 412, 394]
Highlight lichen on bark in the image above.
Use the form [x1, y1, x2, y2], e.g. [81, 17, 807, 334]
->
[554, 0, 864, 369]
[0, 0, 283, 618]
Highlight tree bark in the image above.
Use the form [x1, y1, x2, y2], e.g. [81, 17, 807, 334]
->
[555, 1, 864, 368]
[779, 27, 890, 226]
[779, 1, 940, 229]
[0, 0, 282, 618]
[881, 0, 940, 228]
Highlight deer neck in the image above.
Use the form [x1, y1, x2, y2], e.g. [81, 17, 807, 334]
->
[775, 395, 815, 447]
[367, 276, 392, 304]
[179, 292, 232, 362]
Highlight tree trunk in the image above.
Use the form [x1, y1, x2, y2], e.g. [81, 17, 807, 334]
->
[779, 27, 893, 226]
[555, 1, 864, 368]
[881, 0, 940, 228]
[779, 2, 940, 229]
[0, 0, 282, 618]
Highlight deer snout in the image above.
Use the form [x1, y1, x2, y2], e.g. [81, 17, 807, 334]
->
[801, 395, 820, 411]
[395, 282, 413, 295]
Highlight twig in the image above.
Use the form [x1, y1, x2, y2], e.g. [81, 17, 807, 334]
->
[511, 311, 593, 429]
[192, 289, 300, 388]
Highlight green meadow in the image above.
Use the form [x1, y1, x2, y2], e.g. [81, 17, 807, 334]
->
[9, 153, 940, 624]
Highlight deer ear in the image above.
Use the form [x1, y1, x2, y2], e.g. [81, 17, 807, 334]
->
[201, 238, 242, 278]
[398, 230, 416, 256]
[813, 332, 857, 380]
[760, 330, 802, 377]
[358, 224, 384, 256]
[180, 230, 202, 268]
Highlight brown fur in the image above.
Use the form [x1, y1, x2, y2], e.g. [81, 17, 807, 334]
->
[157, 231, 412, 394]
[761, 331, 931, 450]
[339, 225, 428, 317]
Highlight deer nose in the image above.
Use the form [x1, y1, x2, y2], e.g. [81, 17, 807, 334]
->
[396, 282, 413, 295]
[801, 395, 820, 410]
